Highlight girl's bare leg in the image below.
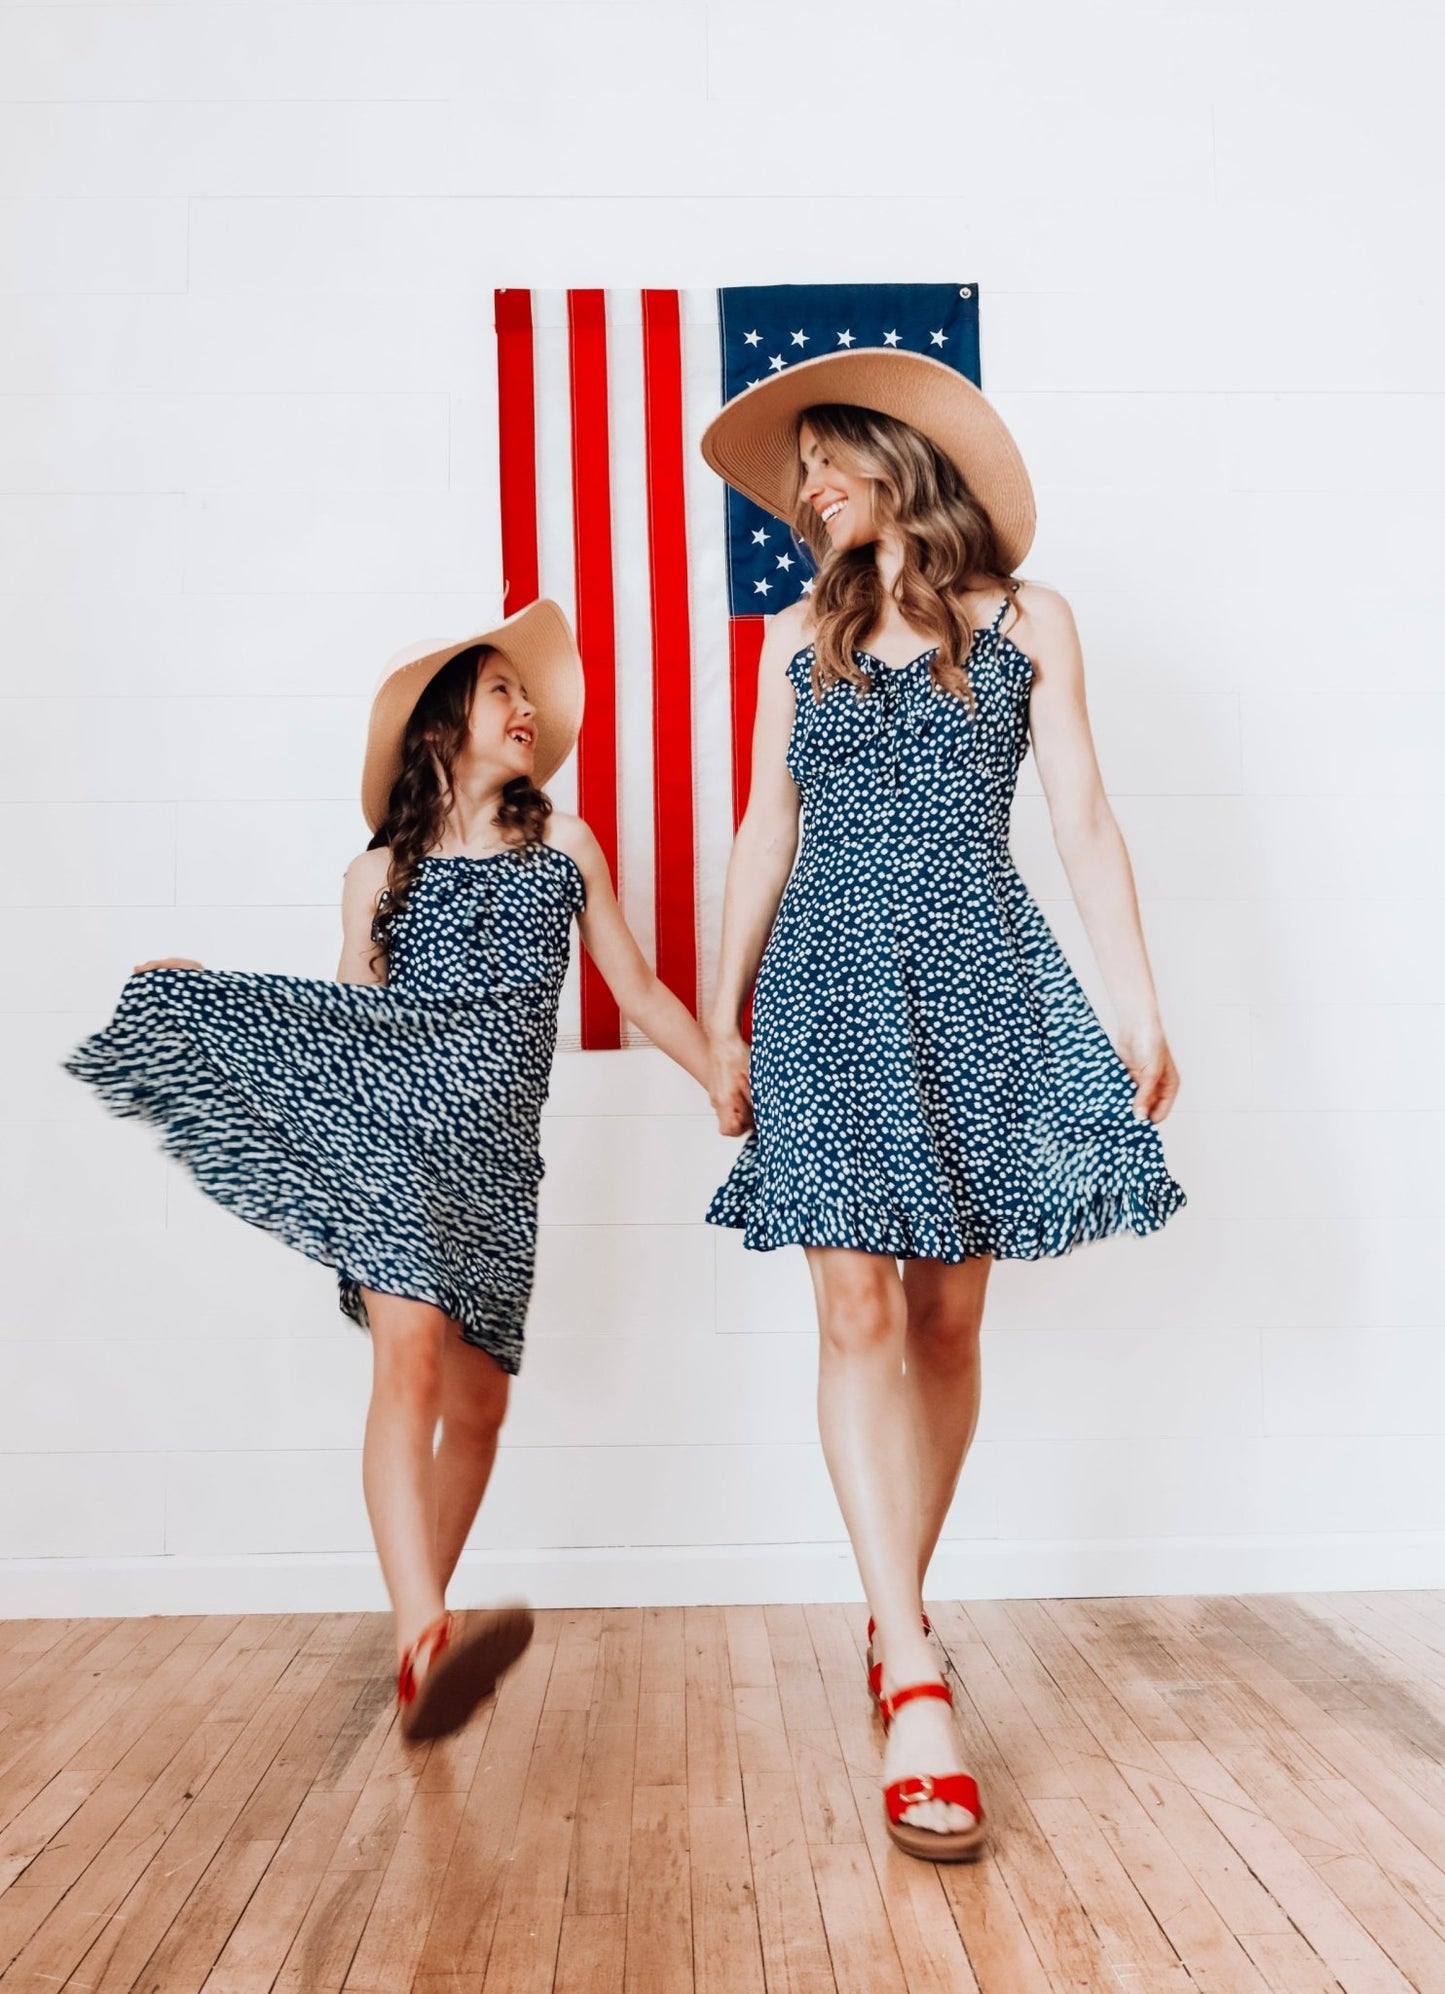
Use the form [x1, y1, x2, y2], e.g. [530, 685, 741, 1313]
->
[805, 1246, 977, 1835]
[434, 1333, 511, 1592]
[359, 1289, 449, 1664]
[901, 1256, 990, 1593]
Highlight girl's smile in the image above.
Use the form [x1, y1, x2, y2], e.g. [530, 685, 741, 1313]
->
[467, 656, 538, 780]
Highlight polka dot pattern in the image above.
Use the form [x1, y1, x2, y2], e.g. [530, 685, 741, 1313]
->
[64, 846, 585, 1373]
[707, 598, 1188, 1260]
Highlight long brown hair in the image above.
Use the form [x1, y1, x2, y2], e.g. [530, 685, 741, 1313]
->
[792, 403, 1020, 710]
[366, 644, 551, 968]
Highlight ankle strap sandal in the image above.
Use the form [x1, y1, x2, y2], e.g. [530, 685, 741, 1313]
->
[397, 1605, 535, 1745]
[397, 1613, 453, 1718]
[865, 1610, 935, 1709]
[877, 1679, 987, 1863]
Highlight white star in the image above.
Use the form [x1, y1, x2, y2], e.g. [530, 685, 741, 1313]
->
[754, 577, 772, 596]
[776, 552, 794, 571]
[929, 328, 947, 347]
[743, 329, 761, 347]
[800, 576, 815, 595]
[768, 353, 786, 373]
[883, 329, 901, 346]
[836, 329, 855, 347]
[751, 526, 770, 546]
[790, 328, 810, 347]
[745, 378, 759, 389]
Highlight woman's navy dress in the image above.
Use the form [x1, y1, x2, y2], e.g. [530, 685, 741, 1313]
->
[65, 846, 584, 1373]
[708, 599, 1187, 1260]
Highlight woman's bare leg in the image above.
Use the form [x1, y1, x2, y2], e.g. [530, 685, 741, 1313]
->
[901, 1256, 991, 1594]
[434, 1333, 511, 1593]
[359, 1289, 449, 1664]
[805, 1247, 976, 1834]
[806, 1248, 921, 1658]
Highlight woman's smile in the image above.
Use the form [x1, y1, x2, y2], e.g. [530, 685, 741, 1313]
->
[798, 421, 876, 547]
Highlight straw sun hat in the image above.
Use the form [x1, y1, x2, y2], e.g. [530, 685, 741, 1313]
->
[700, 347, 1036, 570]
[361, 597, 584, 833]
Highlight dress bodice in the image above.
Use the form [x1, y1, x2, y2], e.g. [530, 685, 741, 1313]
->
[382, 845, 584, 1002]
[784, 607, 1034, 866]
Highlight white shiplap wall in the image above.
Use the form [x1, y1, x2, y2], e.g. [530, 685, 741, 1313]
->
[1, 0, 1443, 1615]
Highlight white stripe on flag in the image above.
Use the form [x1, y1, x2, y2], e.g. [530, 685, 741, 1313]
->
[532, 289, 583, 1050]
[606, 291, 657, 1049]
[682, 289, 731, 1028]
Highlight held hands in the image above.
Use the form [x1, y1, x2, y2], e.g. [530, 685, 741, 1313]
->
[133, 958, 205, 973]
[708, 1031, 754, 1137]
[1116, 1019, 1180, 1124]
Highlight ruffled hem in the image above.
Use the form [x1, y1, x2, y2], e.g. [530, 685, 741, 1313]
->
[706, 1138, 1187, 1263]
[336, 1274, 521, 1375]
[64, 1009, 527, 1376]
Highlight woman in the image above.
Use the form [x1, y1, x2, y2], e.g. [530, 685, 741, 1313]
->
[701, 350, 1186, 1860]
[67, 600, 712, 1742]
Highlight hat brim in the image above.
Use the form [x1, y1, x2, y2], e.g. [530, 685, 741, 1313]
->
[700, 348, 1035, 571]
[361, 598, 584, 834]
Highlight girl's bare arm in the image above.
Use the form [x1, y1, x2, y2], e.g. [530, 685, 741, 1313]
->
[337, 847, 389, 986]
[549, 817, 711, 1089]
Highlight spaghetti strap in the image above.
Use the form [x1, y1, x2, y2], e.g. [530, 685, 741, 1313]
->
[989, 590, 1016, 634]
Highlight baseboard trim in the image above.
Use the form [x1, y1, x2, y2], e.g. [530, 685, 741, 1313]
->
[2, 1534, 1442, 1618]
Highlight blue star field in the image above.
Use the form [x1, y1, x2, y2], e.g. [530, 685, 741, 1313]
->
[717, 284, 981, 617]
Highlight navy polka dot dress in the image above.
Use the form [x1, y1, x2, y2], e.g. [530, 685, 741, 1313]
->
[707, 598, 1187, 1260]
[64, 844, 585, 1373]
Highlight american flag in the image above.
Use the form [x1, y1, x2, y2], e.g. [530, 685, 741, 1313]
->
[494, 284, 982, 1050]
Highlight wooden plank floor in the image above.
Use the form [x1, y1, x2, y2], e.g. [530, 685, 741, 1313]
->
[0, 1594, 1442, 1991]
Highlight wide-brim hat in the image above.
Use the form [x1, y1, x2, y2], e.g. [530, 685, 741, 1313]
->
[361, 597, 583, 832]
[700, 348, 1036, 570]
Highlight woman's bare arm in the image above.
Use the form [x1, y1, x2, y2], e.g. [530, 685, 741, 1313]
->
[1018, 585, 1179, 1122]
[704, 604, 806, 1132]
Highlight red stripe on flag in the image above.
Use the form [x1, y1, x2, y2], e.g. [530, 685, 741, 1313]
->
[641, 290, 698, 1014]
[728, 617, 767, 827]
[494, 289, 539, 611]
[728, 616, 768, 1046]
[567, 290, 622, 1050]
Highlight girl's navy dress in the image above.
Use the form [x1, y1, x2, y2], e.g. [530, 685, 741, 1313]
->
[708, 599, 1187, 1259]
[65, 845, 584, 1374]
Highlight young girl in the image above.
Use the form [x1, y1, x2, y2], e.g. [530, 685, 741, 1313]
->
[66, 598, 712, 1742]
[700, 350, 1186, 1861]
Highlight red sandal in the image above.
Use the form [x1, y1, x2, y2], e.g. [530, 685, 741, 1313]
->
[397, 1612, 452, 1719]
[877, 1679, 986, 1862]
[396, 1604, 535, 1744]
[864, 1611, 934, 1709]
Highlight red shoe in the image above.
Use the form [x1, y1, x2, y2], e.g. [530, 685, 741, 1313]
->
[397, 1611, 452, 1723]
[865, 1611, 934, 1709]
[396, 1605, 535, 1744]
[877, 1679, 986, 1862]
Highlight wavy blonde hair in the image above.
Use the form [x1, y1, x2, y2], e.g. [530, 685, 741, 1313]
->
[792, 403, 1021, 710]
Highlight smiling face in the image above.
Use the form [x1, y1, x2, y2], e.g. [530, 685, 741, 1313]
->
[797, 419, 880, 552]
[462, 650, 538, 784]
